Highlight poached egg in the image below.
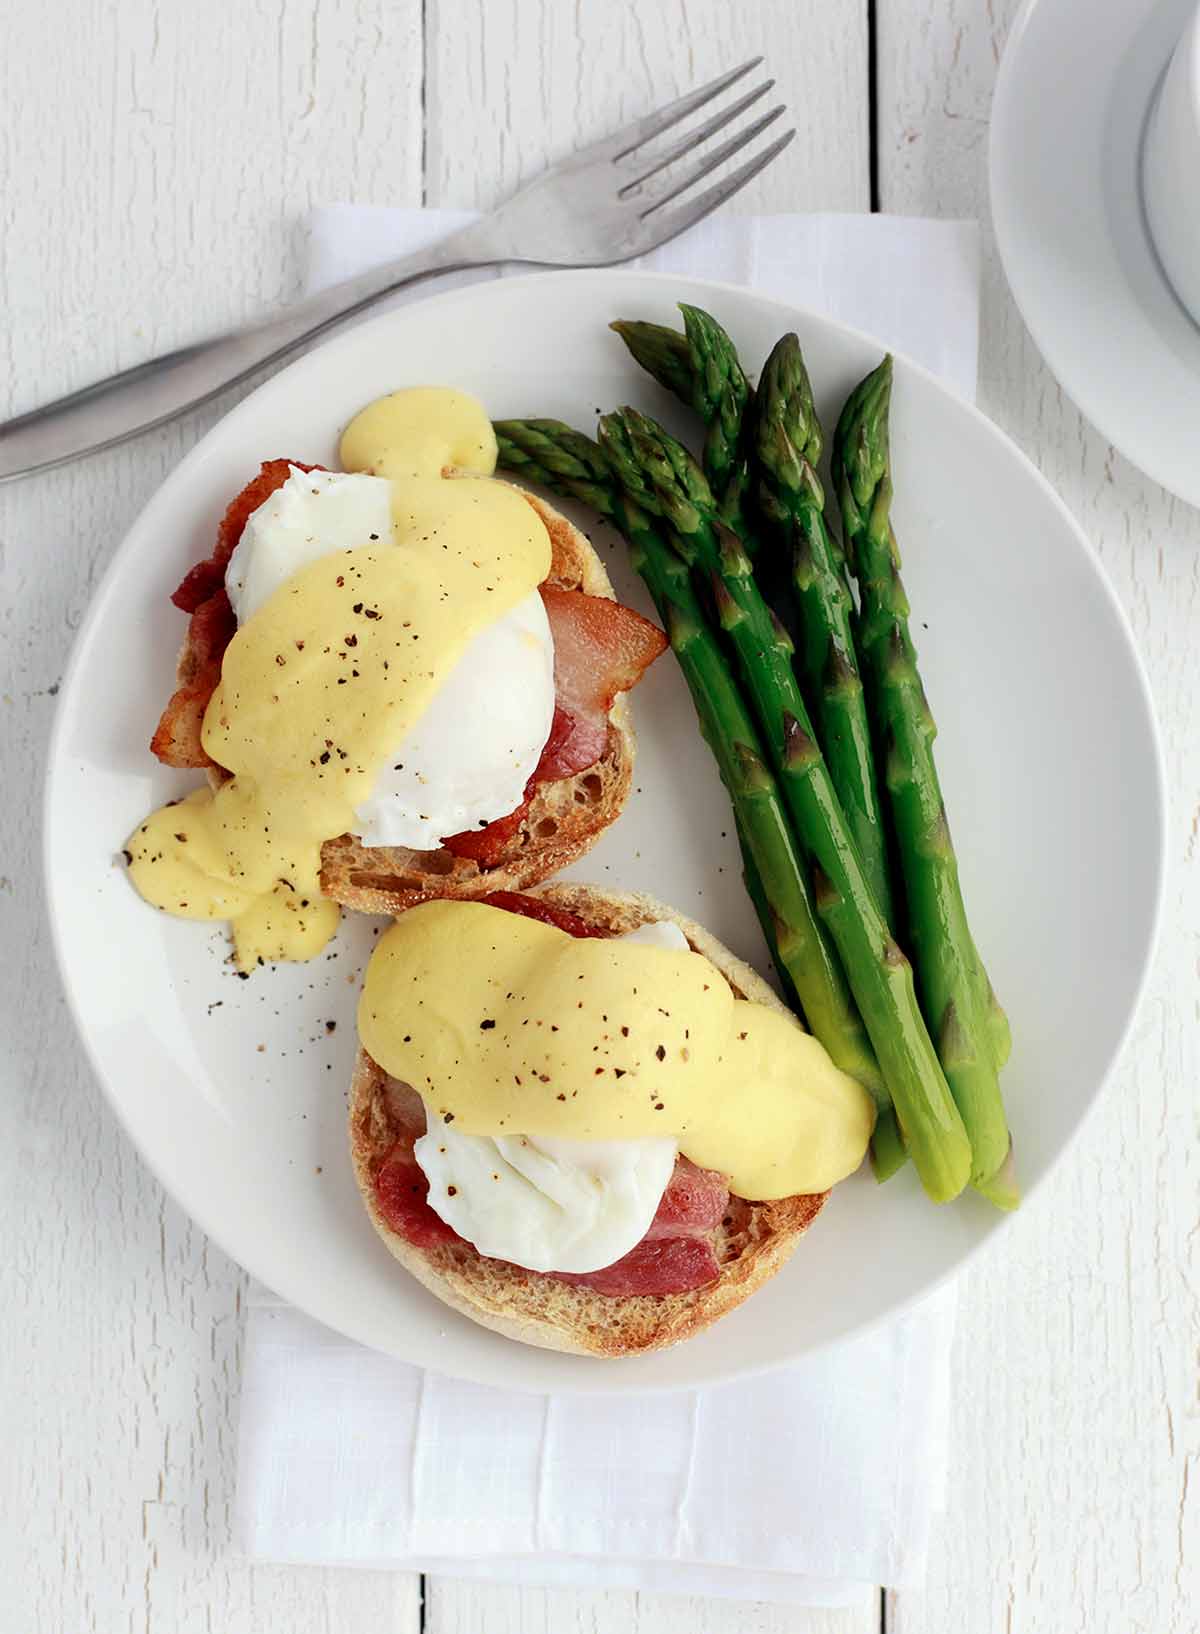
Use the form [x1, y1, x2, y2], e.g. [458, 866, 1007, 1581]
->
[225, 465, 555, 850]
[412, 920, 690, 1274]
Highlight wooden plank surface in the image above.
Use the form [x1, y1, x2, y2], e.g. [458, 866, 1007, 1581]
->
[426, 1580, 879, 1634]
[4, 0, 1196, 1628]
[0, 2, 424, 1630]
[878, 1, 1200, 1630]
[424, 0, 869, 214]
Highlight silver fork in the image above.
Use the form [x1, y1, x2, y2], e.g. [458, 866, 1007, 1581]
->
[0, 61, 792, 484]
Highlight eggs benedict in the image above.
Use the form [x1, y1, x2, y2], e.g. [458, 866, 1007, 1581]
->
[131, 388, 665, 969]
[350, 884, 876, 1356]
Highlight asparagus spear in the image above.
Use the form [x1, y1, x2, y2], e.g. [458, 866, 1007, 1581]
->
[607, 320, 695, 405]
[613, 307, 906, 1176]
[613, 308, 812, 978]
[611, 305, 753, 531]
[831, 357, 1014, 1199]
[752, 334, 895, 926]
[600, 407, 971, 1202]
[492, 419, 883, 1100]
[869, 1106, 908, 1183]
[736, 818, 803, 1012]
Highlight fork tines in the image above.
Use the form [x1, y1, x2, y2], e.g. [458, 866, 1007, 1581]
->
[609, 59, 795, 226]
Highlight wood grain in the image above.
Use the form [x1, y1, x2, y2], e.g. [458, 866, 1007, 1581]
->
[426, 1580, 878, 1634]
[878, 1, 1200, 1630]
[0, 0, 423, 1629]
[6, 0, 1195, 1628]
[423, 0, 869, 214]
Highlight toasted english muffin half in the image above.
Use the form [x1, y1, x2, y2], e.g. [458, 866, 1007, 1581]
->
[348, 883, 828, 1358]
[318, 492, 637, 916]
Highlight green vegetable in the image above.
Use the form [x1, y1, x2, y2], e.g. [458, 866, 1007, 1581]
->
[611, 304, 753, 529]
[607, 320, 695, 404]
[491, 418, 883, 1099]
[752, 334, 894, 926]
[736, 818, 802, 1013]
[613, 308, 902, 1170]
[869, 1107, 908, 1183]
[831, 356, 1015, 1199]
[612, 306, 802, 986]
[600, 406, 970, 1202]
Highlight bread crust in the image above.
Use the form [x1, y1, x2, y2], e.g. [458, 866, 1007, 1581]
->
[316, 489, 636, 911]
[177, 488, 638, 911]
[348, 883, 829, 1358]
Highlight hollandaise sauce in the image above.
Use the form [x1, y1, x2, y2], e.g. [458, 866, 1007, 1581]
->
[128, 390, 551, 969]
[359, 901, 876, 1198]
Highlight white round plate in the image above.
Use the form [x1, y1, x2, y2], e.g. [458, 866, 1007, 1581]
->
[45, 270, 1165, 1393]
[991, 0, 1200, 506]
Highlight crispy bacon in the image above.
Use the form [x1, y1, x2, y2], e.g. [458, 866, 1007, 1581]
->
[440, 799, 532, 865]
[441, 593, 666, 860]
[479, 890, 612, 939]
[148, 589, 237, 768]
[152, 461, 319, 766]
[537, 586, 666, 779]
[438, 705, 574, 863]
[171, 459, 321, 612]
[153, 470, 666, 841]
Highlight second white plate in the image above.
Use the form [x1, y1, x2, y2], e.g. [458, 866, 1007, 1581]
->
[991, 0, 1200, 505]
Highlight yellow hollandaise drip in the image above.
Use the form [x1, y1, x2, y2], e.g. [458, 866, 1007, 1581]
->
[358, 901, 876, 1199]
[127, 389, 552, 969]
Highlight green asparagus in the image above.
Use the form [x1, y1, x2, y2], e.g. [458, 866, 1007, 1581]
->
[831, 357, 1014, 1200]
[736, 818, 803, 1012]
[869, 1107, 908, 1183]
[607, 320, 695, 404]
[612, 308, 907, 1175]
[753, 333, 894, 924]
[600, 407, 971, 1202]
[492, 418, 884, 1100]
[611, 305, 753, 531]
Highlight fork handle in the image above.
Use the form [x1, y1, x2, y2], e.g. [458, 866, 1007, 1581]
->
[0, 222, 503, 484]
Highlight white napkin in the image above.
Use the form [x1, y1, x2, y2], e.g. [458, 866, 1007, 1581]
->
[234, 206, 980, 1608]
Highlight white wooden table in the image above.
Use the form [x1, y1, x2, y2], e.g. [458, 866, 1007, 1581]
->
[3, 1, 1197, 1628]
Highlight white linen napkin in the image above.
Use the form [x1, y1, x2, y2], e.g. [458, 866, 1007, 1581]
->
[234, 206, 980, 1608]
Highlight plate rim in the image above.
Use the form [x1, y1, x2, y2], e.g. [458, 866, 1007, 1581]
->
[989, 0, 1200, 505]
[42, 266, 1170, 1393]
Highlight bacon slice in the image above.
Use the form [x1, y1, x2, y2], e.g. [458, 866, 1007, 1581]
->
[440, 800, 531, 866]
[368, 898, 730, 1297]
[441, 593, 666, 860]
[550, 1232, 721, 1296]
[152, 460, 319, 766]
[375, 1139, 460, 1249]
[148, 589, 237, 768]
[153, 471, 666, 841]
[171, 459, 320, 612]
[643, 1155, 729, 1238]
[375, 1113, 725, 1296]
[537, 586, 666, 779]
[549, 1158, 728, 1294]
[479, 890, 612, 939]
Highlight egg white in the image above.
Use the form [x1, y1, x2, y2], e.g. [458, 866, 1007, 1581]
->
[413, 921, 690, 1275]
[224, 465, 556, 851]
